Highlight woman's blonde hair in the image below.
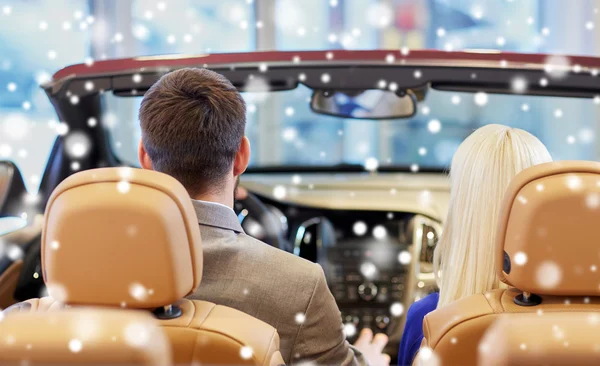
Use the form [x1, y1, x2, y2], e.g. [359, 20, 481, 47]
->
[433, 124, 552, 308]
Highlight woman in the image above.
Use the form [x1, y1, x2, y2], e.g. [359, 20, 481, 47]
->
[397, 124, 552, 365]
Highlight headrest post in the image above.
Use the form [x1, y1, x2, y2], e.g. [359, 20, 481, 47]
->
[513, 291, 542, 307]
[152, 303, 183, 320]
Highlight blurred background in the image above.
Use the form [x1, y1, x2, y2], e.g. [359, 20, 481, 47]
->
[2, 0, 600, 193]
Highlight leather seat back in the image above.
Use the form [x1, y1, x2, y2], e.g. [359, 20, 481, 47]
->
[0, 307, 171, 365]
[479, 312, 600, 366]
[419, 161, 600, 365]
[28, 167, 284, 365]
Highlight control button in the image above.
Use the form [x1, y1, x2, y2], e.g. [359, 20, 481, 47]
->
[347, 286, 358, 301]
[346, 273, 362, 282]
[391, 276, 404, 284]
[392, 284, 404, 291]
[375, 315, 390, 329]
[358, 283, 378, 301]
[376, 286, 389, 302]
[345, 315, 360, 325]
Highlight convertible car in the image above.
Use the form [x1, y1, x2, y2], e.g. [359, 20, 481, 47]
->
[1, 49, 600, 364]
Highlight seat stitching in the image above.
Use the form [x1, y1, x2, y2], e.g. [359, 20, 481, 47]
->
[160, 325, 262, 364]
[192, 302, 215, 329]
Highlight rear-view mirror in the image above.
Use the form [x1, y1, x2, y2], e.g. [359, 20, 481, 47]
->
[310, 89, 417, 120]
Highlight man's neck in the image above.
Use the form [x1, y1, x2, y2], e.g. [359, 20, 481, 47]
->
[192, 192, 234, 209]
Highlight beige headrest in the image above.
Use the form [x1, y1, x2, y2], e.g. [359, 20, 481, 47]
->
[479, 312, 600, 365]
[496, 161, 600, 295]
[42, 168, 202, 308]
[0, 308, 171, 365]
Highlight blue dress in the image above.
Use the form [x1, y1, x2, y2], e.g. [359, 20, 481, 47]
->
[397, 292, 439, 366]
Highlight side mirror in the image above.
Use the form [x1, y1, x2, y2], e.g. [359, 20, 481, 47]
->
[0, 161, 28, 219]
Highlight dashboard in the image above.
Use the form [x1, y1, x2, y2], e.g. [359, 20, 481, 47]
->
[236, 171, 449, 359]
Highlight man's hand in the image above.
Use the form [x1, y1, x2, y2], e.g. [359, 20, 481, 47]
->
[353, 328, 391, 366]
[235, 186, 248, 200]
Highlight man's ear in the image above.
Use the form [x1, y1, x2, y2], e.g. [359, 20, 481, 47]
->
[233, 136, 250, 176]
[137, 139, 153, 170]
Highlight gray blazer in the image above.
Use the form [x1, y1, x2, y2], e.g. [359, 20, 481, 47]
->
[187, 200, 367, 365]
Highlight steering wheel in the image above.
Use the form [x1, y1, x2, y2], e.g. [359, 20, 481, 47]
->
[236, 192, 288, 251]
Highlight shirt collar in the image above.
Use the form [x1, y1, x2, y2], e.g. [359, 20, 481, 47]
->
[191, 199, 244, 234]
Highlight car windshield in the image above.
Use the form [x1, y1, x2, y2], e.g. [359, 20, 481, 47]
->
[106, 84, 598, 170]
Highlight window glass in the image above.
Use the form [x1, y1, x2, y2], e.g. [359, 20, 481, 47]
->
[0, 0, 89, 192]
[108, 88, 599, 169]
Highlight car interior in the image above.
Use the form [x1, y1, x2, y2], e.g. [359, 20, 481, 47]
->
[1, 50, 600, 364]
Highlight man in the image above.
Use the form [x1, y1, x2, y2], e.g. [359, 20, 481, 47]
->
[137, 68, 390, 366]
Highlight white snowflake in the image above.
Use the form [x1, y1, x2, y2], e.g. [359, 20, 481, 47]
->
[514, 252, 528, 265]
[240, 346, 253, 359]
[127, 283, 148, 302]
[353, 221, 367, 236]
[360, 262, 377, 279]
[471, 6, 483, 19]
[554, 109, 563, 118]
[117, 181, 131, 194]
[124, 322, 151, 348]
[364, 157, 379, 172]
[398, 250, 411, 265]
[436, 28, 446, 37]
[282, 127, 297, 142]
[343, 323, 357, 337]
[69, 339, 83, 353]
[427, 119, 441, 134]
[321, 73, 331, 83]
[65, 132, 92, 159]
[273, 185, 287, 199]
[366, 3, 393, 28]
[521, 103, 530, 112]
[511, 77, 527, 93]
[536, 261, 562, 289]
[544, 55, 570, 79]
[474, 92, 488, 106]
[413, 70, 422, 79]
[372, 225, 387, 239]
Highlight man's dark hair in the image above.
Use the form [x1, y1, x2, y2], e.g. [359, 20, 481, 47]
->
[139, 68, 246, 196]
